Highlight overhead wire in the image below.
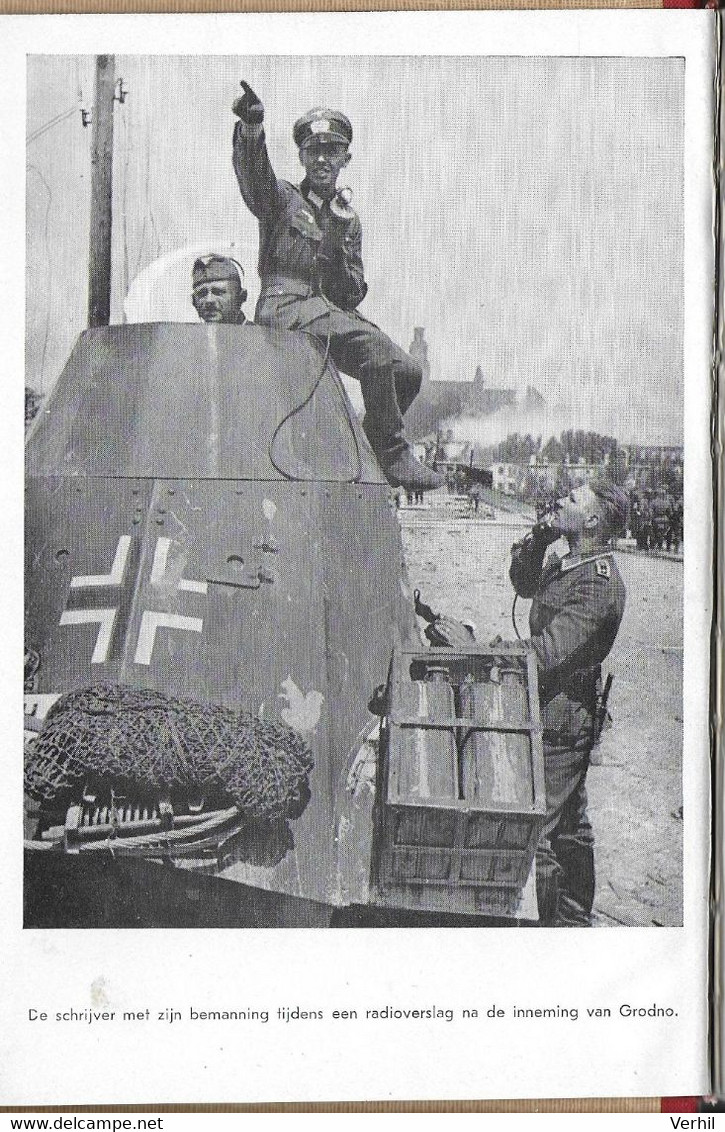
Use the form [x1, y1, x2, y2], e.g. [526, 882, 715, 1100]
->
[26, 105, 79, 146]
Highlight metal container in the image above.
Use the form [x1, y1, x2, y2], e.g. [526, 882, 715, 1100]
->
[459, 667, 534, 809]
[378, 647, 546, 913]
[393, 667, 458, 802]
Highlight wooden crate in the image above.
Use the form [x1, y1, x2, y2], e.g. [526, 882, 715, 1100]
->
[376, 646, 546, 915]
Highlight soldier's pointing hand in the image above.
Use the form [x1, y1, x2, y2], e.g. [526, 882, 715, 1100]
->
[233, 81, 264, 124]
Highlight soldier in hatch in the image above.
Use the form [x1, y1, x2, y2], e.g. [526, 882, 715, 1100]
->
[509, 480, 628, 927]
[192, 254, 249, 325]
[230, 80, 442, 494]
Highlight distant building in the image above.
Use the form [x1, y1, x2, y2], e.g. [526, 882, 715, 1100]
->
[408, 327, 431, 385]
[403, 335, 546, 440]
[490, 462, 522, 495]
[487, 445, 684, 502]
[619, 443, 683, 466]
[467, 366, 516, 416]
[524, 457, 605, 489]
[522, 385, 547, 412]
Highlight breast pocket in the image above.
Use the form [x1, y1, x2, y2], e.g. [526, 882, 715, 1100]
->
[289, 210, 323, 243]
[274, 208, 324, 276]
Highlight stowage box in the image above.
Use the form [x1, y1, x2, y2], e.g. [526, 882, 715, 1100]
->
[377, 645, 546, 917]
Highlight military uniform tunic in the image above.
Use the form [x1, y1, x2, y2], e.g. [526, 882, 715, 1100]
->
[510, 537, 627, 924]
[232, 119, 422, 454]
[232, 120, 367, 325]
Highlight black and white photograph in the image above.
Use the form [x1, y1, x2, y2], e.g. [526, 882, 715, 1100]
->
[23, 49, 689, 929]
[6, 10, 714, 1103]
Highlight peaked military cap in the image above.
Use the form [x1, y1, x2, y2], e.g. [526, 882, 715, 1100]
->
[293, 107, 353, 150]
[192, 254, 245, 290]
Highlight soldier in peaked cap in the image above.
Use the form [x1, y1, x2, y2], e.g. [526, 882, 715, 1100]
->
[231, 81, 443, 493]
[292, 106, 354, 152]
[508, 479, 628, 927]
[192, 254, 249, 325]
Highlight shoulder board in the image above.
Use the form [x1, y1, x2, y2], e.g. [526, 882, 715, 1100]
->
[559, 551, 614, 576]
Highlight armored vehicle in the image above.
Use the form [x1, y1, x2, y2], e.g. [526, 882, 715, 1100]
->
[25, 322, 542, 926]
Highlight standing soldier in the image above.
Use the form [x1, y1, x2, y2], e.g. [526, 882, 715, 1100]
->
[629, 492, 641, 546]
[650, 489, 670, 551]
[666, 495, 684, 554]
[231, 80, 442, 494]
[640, 490, 654, 551]
[509, 480, 628, 926]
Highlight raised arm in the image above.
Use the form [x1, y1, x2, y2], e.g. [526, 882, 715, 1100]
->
[231, 81, 285, 222]
[509, 533, 548, 599]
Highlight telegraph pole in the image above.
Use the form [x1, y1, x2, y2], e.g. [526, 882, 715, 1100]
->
[88, 54, 115, 327]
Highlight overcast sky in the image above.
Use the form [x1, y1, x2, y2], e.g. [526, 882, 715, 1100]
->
[27, 54, 684, 444]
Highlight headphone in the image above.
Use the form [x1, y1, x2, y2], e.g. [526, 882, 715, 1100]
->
[225, 257, 248, 307]
[329, 187, 356, 222]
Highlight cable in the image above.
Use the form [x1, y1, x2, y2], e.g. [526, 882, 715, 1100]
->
[267, 306, 363, 485]
[26, 105, 76, 144]
[262, 201, 363, 483]
[268, 324, 331, 481]
[511, 593, 522, 640]
[26, 105, 78, 146]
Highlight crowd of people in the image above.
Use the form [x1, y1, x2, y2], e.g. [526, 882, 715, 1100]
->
[538, 485, 683, 555]
[629, 488, 683, 553]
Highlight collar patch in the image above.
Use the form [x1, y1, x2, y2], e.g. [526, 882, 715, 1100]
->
[559, 551, 614, 575]
[305, 188, 325, 210]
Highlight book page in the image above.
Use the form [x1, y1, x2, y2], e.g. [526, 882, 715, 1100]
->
[2, 10, 715, 1103]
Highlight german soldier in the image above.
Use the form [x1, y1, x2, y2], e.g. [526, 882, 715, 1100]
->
[192, 254, 249, 325]
[231, 81, 442, 494]
[509, 480, 628, 926]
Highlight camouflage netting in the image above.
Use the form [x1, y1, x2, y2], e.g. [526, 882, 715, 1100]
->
[25, 684, 314, 820]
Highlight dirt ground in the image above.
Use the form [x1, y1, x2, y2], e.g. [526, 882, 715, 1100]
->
[398, 497, 683, 927]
